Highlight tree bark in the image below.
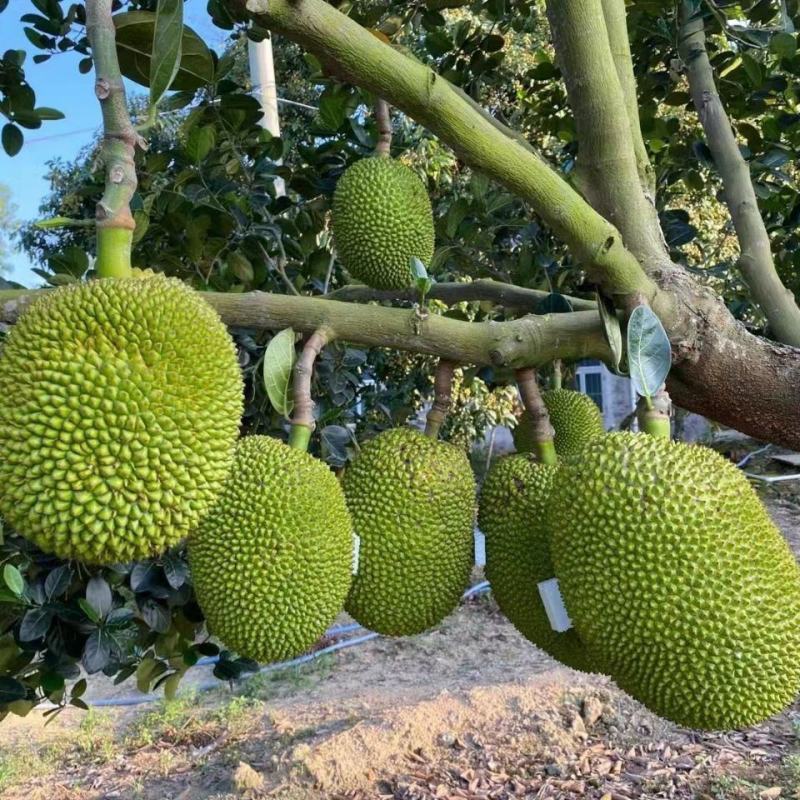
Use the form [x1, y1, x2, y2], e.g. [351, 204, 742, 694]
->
[679, 11, 800, 347]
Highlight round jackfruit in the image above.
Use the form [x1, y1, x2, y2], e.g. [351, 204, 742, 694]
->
[514, 389, 603, 458]
[188, 436, 354, 662]
[331, 157, 435, 290]
[547, 432, 800, 730]
[343, 427, 475, 636]
[0, 276, 243, 564]
[479, 454, 591, 671]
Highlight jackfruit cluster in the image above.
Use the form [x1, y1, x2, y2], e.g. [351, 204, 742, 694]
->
[547, 432, 800, 730]
[343, 427, 475, 636]
[514, 389, 603, 458]
[188, 436, 354, 663]
[479, 454, 590, 671]
[0, 276, 243, 564]
[331, 157, 435, 290]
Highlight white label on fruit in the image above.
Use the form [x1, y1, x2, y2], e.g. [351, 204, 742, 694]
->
[352, 534, 361, 575]
[538, 578, 573, 632]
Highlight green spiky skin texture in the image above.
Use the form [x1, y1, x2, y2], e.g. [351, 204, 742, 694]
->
[188, 436, 354, 663]
[479, 454, 591, 671]
[513, 389, 604, 459]
[0, 276, 243, 564]
[331, 157, 435, 290]
[547, 432, 800, 730]
[343, 428, 475, 636]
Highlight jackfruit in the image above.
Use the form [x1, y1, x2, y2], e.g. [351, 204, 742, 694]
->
[514, 388, 603, 458]
[0, 276, 243, 564]
[547, 432, 800, 730]
[479, 454, 591, 671]
[188, 436, 354, 662]
[331, 157, 435, 290]
[343, 427, 475, 635]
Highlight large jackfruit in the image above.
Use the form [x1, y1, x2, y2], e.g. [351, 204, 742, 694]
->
[188, 436, 354, 662]
[343, 427, 475, 636]
[548, 432, 800, 730]
[331, 157, 435, 290]
[514, 388, 603, 458]
[479, 454, 591, 671]
[0, 276, 243, 564]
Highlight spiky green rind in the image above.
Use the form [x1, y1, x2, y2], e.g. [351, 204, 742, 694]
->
[0, 276, 243, 564]
[189, 436, 354, 662]
[343, 428, 475, 636]
[548, 432, 800, 730]
[513, 389, 604, 458]
[479, 454, 591, 671]
[332, 157, 435, 290]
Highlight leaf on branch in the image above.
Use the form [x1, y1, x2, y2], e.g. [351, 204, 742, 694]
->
[2, 564, 24, 597]
[597, 293, 624, 375]
[627, 305, 671, 403]
[149, 0, 184, 109]
[114, 11, 214, 91]
[263, 328, 297, 419]
[535, 292, 573, 314]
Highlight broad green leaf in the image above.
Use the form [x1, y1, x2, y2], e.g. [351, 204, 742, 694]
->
[184, 124, 215, 162]
[770, 32, 796, 59]
[2, 564, 23, 597]
[86, 576, 113, 619]
[263, 328, 296, 418]
[597, 293, 624, 375]
[19, 607, 52, 641]
[78, 598, 101, 624]
[1, 123, 22, 157]
[33, 106, 64, 121]
[150, 0, 184, 108]
[626, 305, 671, 402]
[114, 11, 214, 91]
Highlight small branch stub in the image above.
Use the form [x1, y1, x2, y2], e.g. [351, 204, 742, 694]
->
[288, 327, 333, 451]
[424, 359, 457, 439]
[516, 367, 557, 465]
[374, 97, 392, 156]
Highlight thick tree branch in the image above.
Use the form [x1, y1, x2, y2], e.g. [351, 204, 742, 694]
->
[0, 288, 610, 368]
[600, 0, 655, 198]
[679, 11, 800, 347]
[326, 279, 598, 311]
[546, 0, 665, 269]
[245, 0, 655, 302]
[85, 0, 140, 278]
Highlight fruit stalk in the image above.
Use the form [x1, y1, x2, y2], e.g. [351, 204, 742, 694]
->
[515, 368, 557, 465]
[424, 359, 456, 439]
[553, 359, 563, 390]
[637, 386, 671, 439]
[288, 327, 333, 451]
[85, 0, 140, 279]
[374, 98, 392, 156]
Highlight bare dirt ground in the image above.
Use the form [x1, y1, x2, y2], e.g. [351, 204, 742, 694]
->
[2, 491, 800, 800]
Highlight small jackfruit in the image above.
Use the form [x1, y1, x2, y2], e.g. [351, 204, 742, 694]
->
[343, 427, 475, 636]
[548, 432, 800, 730]
[331, 157, 435, 290]
[0, 276, 243, 564]
[514, 388, 603, 458]
[479, 454, 591, 671]
[188, 436, 354, 663]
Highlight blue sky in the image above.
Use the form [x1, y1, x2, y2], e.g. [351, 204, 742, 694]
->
[0, 0, 228, 286]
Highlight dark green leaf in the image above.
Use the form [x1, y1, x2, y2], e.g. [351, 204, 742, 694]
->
[3, 564, 24, 596]
[77, 598, 101, 624]
[114, 11, 214, 91]
[770, 32, 796, 59]
[627, 305, 672, 402]
[82, 629, 112, 673]
[20, 607, 53, 641]
[184, 124, 215, 162]
[150, 0, 184, 108]
[33, 106, 64, 121]
[263, 328, 296, 418]
[71, 678, 87, 699]
[597, 293, 624, 375]
[162, 553, 188, 590]
[0, 678, 27, 705]
[1, 123, 23, 157]
[86, 576, 112, 619]
[44, 565, 72, 600]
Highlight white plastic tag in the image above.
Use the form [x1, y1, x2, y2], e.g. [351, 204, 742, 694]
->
[537, 578, 573, 633]
[352, 534, 361, 575]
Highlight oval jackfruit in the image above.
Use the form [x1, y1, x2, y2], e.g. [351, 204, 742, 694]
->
[332, 157, 435, 290]
[188, 436, 354, 662]
[0, 276, 243, 564]
[343, 427, 475, 636]
[479, 454, 591, 671]
[514, 388, 603, 459]
[548, 432, 800, 729]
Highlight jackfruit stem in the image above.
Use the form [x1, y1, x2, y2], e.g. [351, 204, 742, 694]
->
[553, 360, 563, 390]
[374, 98, 392, 157]
[515, 368, 557, 465]
[86, 0, 138, 279]
[637, 387, 672, 440]
[289, 327, 333, 451]
[425, 359, 456, 438]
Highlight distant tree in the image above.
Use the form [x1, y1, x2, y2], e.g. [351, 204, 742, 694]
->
[0, 183, 18, 275]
